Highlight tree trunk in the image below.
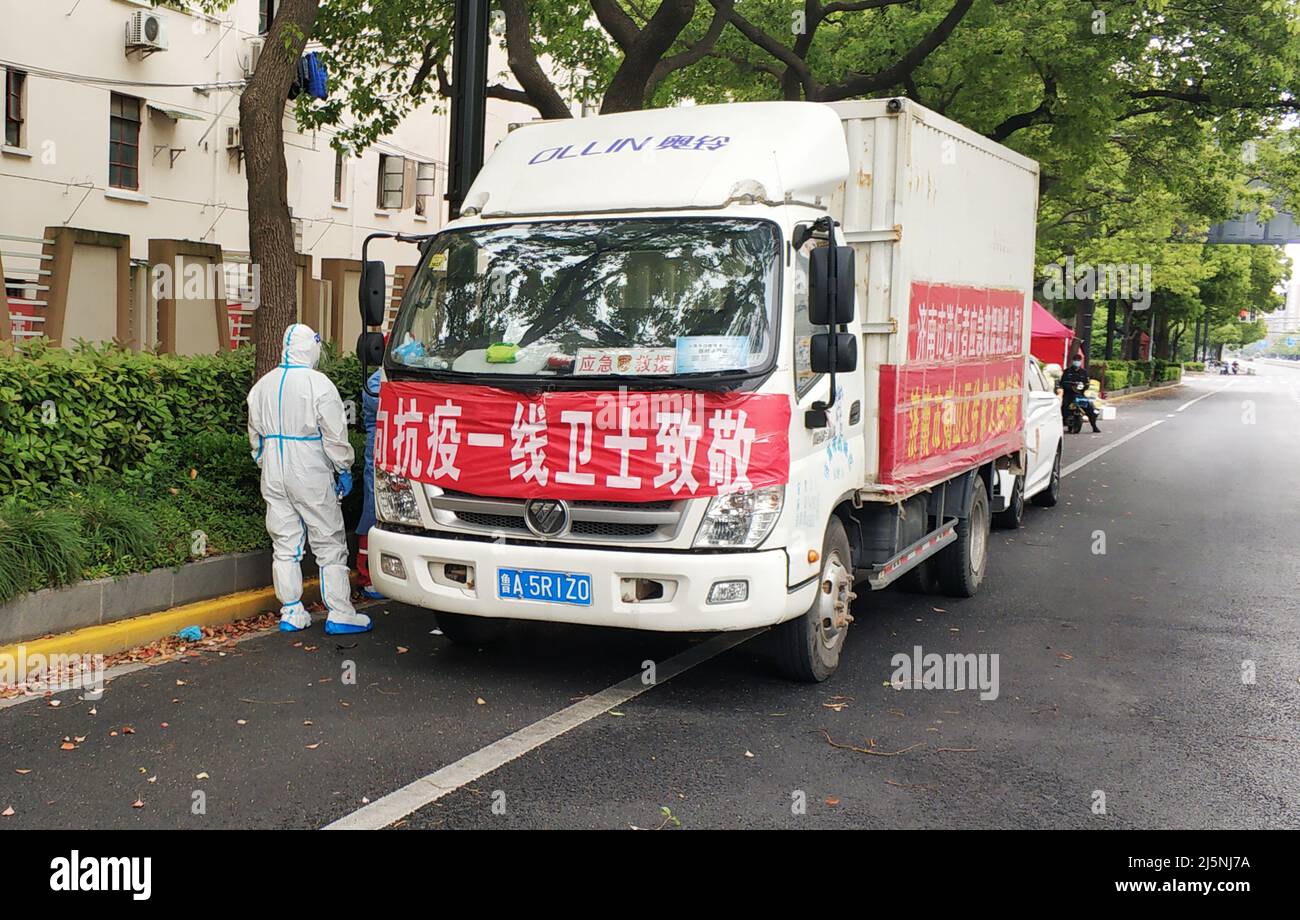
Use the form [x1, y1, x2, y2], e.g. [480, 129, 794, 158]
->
[243, 0, 321, 381]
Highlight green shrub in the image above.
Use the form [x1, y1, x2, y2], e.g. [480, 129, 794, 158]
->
[1162, 366, 1182, 382]
[1185, 361, 1205, 372]
[0, 340, 363, 499]
[68, 487, 160, 572]
[1104, 369, 1129, 391]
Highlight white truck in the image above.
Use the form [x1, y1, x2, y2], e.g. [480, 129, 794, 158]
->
[358, 98, 1051, 682]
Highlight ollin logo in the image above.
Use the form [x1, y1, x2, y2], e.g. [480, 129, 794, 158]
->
[49, 851, 151, 901]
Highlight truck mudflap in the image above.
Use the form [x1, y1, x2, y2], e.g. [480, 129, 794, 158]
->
[863, 518, 958, 590]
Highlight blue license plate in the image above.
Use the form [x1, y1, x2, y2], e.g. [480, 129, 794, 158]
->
[496, 567, 592, 606]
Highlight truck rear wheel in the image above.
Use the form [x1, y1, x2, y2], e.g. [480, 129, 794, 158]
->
[436, 611, 511, 646]
[935, 477, 989, 598]
[773, 517, 855, 683]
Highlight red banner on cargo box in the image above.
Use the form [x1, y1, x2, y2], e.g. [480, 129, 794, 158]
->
[908, 282, 1025, 364]
[376, 381, 792, 501]
[879, 282, 1027, 487]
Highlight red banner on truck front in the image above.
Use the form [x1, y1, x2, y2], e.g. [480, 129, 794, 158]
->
[878, 283, 1027, 487]
[376, 381, 792, 501]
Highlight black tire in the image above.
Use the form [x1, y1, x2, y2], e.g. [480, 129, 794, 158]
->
[1031, 446, 1062, 508]
[1066, 412, 1083, 434]
[935, 476, 990, 598]
[993, 474, 1024, 529]
[435, 611, 511, 646]
[897, 558, 939, 594]
[773, 517, 855, 683]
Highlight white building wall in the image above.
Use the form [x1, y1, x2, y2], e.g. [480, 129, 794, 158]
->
[0, 0, 537, 306]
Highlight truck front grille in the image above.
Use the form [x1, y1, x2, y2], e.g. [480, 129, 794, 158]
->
[426, 490, 684, 544]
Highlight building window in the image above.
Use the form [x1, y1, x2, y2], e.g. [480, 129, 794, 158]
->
[109, 94, 141, 190]
[414, 162, 436, 217]
[259, 0, 278, 35]
[377, 154, 405, 210]
[333, 148, 346, 203]
[4, 69, 25, 148]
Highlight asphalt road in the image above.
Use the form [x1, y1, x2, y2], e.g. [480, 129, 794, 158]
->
[3, 365, 1298, 829]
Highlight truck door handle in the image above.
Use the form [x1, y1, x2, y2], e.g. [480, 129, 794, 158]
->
[849, 401, 861, 425]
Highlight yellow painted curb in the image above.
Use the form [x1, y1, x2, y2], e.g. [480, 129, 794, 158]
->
[0, 580, 321, 663]
[1101, 381, 1184, 403]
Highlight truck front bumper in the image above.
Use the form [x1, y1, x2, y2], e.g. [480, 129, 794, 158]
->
[367, 527, 817, 632]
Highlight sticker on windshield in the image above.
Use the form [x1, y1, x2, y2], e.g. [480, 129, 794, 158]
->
[574, 347, 676, 376]
[675, 335, 750, 373]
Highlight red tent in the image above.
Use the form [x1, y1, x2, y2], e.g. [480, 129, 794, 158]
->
[1030, 301, 1073, 367]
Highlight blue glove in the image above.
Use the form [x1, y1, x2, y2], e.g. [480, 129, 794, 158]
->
[336, 470, 354, 499]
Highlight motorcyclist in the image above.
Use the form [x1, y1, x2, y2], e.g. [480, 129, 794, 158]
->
[1059, 356, 1100, 433]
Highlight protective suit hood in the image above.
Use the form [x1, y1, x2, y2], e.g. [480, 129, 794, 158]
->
[281, 323, 322, 369]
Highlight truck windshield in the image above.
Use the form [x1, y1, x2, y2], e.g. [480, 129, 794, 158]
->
[387, 218, 780, 381]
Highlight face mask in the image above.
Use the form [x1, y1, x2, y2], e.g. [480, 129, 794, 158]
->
[1072, 361, 1082, 368]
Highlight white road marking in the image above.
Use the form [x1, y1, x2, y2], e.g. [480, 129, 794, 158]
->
[324, 629, 764, 830]
[1061, 419, 1165, 478]
[1177, 381, 1232, 412]
[1063, 379, 1229, 478]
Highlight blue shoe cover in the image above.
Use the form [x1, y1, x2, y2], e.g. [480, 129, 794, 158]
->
[325, 618, 373, 635]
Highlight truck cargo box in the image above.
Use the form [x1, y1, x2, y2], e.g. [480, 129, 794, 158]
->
[825, 99, 1040, 495]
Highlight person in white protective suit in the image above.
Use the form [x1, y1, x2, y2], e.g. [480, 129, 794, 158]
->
[246, 323, 372, 635]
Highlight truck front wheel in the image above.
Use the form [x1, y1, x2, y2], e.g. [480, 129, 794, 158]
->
[436, 611, 511, 646]
[935, 476, 989, 598]
[772, 517, 856, 683]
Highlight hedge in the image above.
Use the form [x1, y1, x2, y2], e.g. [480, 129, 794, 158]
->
[1103, 368, 1129, 391]
[0, 341, 369, 602]
[0, 340, 363, 499]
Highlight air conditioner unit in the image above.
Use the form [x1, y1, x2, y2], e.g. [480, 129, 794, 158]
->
[226, 126, 242, 150]
[244, 38, 264, 78]
[125, 10, 169, 53]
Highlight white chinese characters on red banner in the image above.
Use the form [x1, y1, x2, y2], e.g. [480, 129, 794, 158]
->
[376, 382, 792, 501]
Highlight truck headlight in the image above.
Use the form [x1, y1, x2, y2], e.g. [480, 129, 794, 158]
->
[693, 486, 784, 549]
[375, 469, 421, 526]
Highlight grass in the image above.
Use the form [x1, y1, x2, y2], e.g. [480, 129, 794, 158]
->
[0, 502, 88, 603]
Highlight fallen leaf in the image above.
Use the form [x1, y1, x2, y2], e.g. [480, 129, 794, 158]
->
[236, 720, 247, 726]
[15, 769, 31, 775]
[303, 720, 313, 726]
[195, 772, 209, 780]
[1, 806, 13, 817]
[88, 707, 97, 716]
[190, 468, 198, 479]
[131, 799, 144, 809]
[60, 742, 76, 751]
[122, 726, 135, 734]
[397, 646, 409, 655]
[160, 722, 169, 729]
[744, 750, 755, 758]
[48, 699, 60, 708]
[74, 736, 86, 743]
[476, 697, 486, 705]
[175, 680, 186, 687]
[305, 743, 320, 750]
[825, 796, 841, 806]
[147, 776, 157, 784]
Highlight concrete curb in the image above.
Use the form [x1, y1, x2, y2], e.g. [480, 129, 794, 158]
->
[0, 579, 322, 665]
[0, 549, 324, 647]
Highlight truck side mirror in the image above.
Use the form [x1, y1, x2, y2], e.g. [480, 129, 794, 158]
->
[360, 260, 388, 327]
[357, 331, 385, 367]
[809, 245, 856, 325]
[810, 332, 858, 375]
